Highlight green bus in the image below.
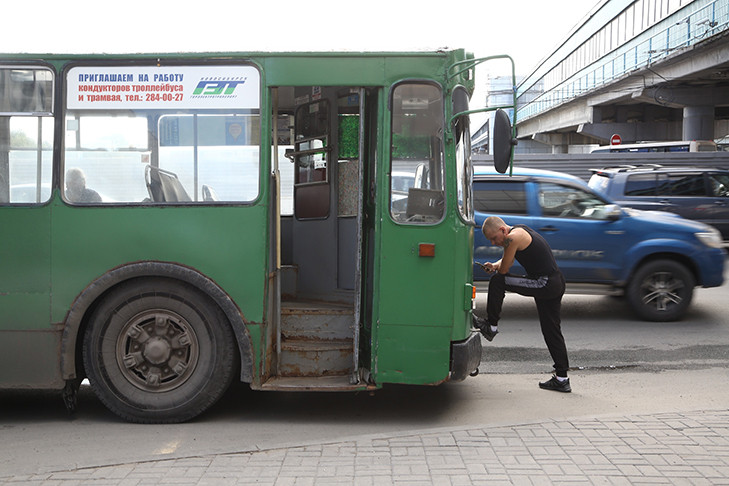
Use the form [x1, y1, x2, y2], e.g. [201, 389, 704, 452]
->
[0, 50, 515, 422]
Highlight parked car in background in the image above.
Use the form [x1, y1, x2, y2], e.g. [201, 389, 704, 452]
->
[587, 165, 729, 241]
[473, 166, 726, 321]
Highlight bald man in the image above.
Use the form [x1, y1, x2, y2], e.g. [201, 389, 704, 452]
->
[475, 216, 571, 392]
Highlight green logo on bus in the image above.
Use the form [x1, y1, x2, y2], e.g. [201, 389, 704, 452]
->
[193, 79, 247, 96]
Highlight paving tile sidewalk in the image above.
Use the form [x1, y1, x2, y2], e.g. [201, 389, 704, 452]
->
[3, 410, 729, 485]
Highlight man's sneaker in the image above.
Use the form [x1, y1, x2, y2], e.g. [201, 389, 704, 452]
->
[539, 375, 571, 393]
[480, 326, 498, 342]
[473, 316, 498, 342]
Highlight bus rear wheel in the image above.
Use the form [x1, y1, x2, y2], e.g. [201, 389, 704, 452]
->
[83, 278, 236, 423]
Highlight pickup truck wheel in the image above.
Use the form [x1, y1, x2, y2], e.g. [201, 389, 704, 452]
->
[626, 260, 694, 321]
[83, 278, 236, 423]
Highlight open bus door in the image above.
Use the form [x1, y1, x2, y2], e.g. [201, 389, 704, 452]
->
[371, 64, 517, 385]
[266, 86, 371, 390]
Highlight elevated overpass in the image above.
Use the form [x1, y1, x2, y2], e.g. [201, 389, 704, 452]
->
[515, 0, 729, 153]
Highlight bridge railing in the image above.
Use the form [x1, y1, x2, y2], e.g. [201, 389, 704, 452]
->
[517, 0, 729, 122]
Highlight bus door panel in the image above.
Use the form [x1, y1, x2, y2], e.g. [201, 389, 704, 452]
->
[375, 224, 454, 384]
[358, 88, 380, 374]
[372, 82, 453, 384]
[291, 94, 336, 300]
[290, 88, 365, 301]
[0, 112, 56, 386]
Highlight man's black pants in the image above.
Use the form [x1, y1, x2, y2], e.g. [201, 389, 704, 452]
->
[486, 271, 569, 377]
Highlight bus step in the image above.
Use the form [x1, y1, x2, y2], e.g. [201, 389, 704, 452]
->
[260, 375, 369, 391]
[281, 300, 354, 340]
[278, 338, 352, 377]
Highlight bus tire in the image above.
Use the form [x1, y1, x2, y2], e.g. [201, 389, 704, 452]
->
[626, 259, 694, 322]
[83, 278, 236, 423]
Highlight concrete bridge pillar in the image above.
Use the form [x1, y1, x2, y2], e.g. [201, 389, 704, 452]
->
[683, 106, 714, 141]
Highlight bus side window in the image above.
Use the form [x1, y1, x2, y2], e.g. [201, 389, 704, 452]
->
[64, 115, 148, 204]
[158, 114, 260, 203]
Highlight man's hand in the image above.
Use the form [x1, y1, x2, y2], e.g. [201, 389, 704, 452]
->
[478, 261, 498, 273]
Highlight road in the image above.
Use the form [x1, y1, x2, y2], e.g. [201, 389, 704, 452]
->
[1, 266, 727, 479]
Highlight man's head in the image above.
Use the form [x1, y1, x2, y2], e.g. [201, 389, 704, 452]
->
[481, 216, 511, 247]
[65, 168, 86, 194]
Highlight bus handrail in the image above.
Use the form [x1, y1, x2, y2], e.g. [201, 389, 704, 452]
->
[448, 55, 518, 175]
[447, 54, 515, 81]
[446, 54, 518, 128]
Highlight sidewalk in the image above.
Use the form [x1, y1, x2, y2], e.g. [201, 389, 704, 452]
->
[3, 409, 728, 485]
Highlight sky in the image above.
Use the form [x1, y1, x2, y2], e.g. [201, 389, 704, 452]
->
[4, 0, 598, 76]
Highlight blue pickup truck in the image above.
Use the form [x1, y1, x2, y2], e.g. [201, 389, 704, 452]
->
[473, 167, 726, 321]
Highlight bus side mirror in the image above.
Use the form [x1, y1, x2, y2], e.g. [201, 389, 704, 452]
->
[493, 109, 516, 174]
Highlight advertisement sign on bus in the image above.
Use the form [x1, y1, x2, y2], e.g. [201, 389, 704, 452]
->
[67, 65, 260, 110]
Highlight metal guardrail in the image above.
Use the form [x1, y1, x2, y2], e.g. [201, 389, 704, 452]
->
[517, 0, 729, 122]
[473, 151, 729, 182]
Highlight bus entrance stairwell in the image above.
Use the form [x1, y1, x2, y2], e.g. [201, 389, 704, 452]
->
[267, 87, 368, 390]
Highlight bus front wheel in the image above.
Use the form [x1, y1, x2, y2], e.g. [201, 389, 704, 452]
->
[83, 278, 236, 423]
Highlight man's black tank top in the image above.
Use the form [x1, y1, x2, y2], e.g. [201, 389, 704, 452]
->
[510, 224, 560, 277]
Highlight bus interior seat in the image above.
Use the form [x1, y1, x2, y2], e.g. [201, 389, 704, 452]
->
[145, 165, 164, 202]
[145, 165, 192, 202]
[406, 188, 444, 218]
[202, 184, 218, 201]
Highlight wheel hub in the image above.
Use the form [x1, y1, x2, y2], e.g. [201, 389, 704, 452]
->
[641, 271, 683, 311]
[117, 310, 199, 392]
[143, 336, 172, 365]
